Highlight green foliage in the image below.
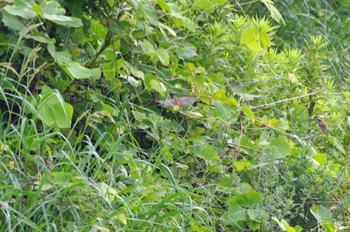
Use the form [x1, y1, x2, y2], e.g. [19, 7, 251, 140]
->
[0, 0, 349, 231]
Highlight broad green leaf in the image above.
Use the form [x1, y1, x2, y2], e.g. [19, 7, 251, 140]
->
[150, 80, 166, 96]
[214, 87, 238, 107]
[103, 62, 115, 80]
[241, 27, 260, 51]
[178, 46, 197, 59]
[51, 102, 73, 128]
[156, 47, 169, 66]
[67, 62, 92, 79]
[132, 110, 149, 123]
[248, 221, 260, 231]
[141, 3, 159, 25]
[213, 101, 235, 120]
[310, 205, 333, 222]
[310, 205, 334, 231]
[24, 33, 53, 43]
[234, 190, 262, 208]
[247, 208, 268, 223]
[37, 86, 73, 128]
[110, 20, 131, 35]
[241, 27, 271, 51]
[41, 1, 82, 27]
[1, 11, 25, 31]
[142, 39, 155, 54]
[91, 67, 102, 80]
[144, 73, 167, 96]
[267, 137, 291, 160]
[3, 0, 36, 19]
[227, 201, 247, 222]
[235, 182, 253, 194]
[202, 144, 219, 161]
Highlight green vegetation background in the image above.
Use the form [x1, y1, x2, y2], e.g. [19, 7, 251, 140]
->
[0, 0, 349, 231]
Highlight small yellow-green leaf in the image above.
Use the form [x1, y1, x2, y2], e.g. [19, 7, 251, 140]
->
[312, 153, 327, 166]
[235, 160, 251, 172]
[32, 4, 43, 17]
[241, 105, 254, 122]
[118, 213, 127, 225]
[157, 0, 171, 12]
[285, 226, 296, 232]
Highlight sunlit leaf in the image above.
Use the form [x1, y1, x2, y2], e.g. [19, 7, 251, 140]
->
[234, 160, 251, 171]
[156, 47, 170, 66]
[312, 153, 327, 166]
[241, 105, 254, 122]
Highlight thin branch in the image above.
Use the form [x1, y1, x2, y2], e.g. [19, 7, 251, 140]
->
[251, 91, 319, 109]
[256, 119, 303, 142]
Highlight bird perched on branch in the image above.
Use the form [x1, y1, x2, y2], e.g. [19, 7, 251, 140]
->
[316, 116, 329, 136]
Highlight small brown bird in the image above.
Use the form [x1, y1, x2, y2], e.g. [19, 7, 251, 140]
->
[317, 116, 329, 136]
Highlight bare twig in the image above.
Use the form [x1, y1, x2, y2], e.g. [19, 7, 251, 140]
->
[256, 119, 302, 142]
[251, 92, 319, 109]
